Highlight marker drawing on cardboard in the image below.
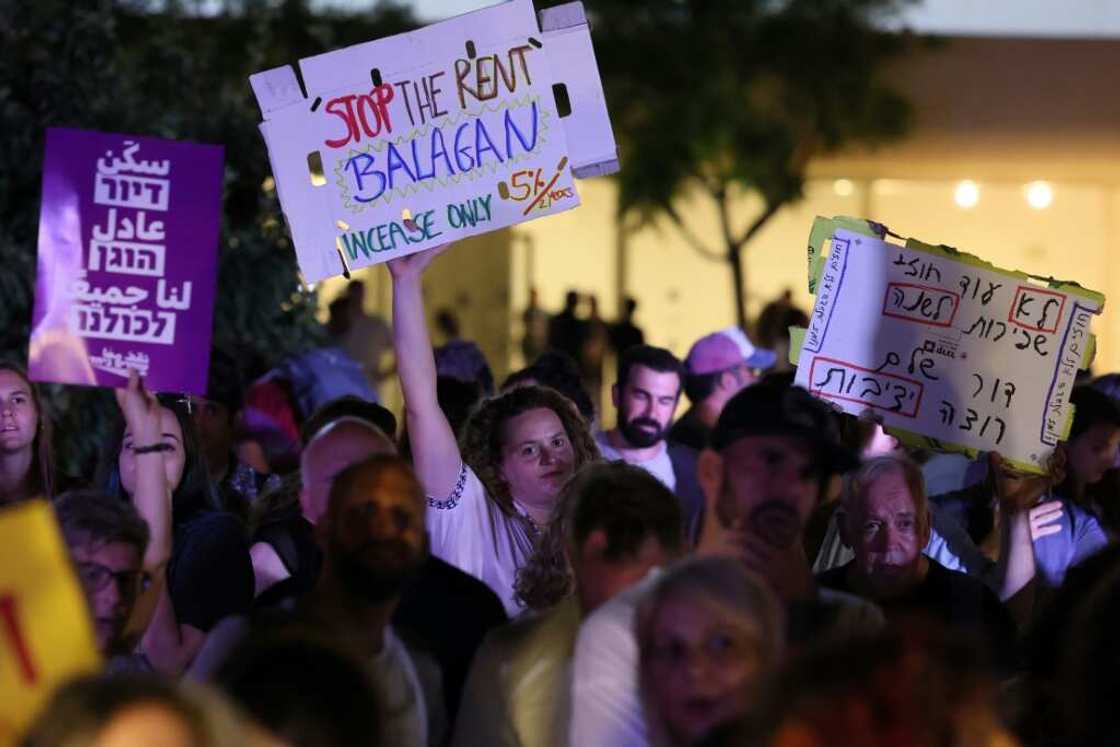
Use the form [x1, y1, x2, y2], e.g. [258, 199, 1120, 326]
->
[250, 0, 618, 282]
[793, 216, 1106, 473]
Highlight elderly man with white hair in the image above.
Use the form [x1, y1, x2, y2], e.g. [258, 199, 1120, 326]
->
[817, 454, 1017, 669]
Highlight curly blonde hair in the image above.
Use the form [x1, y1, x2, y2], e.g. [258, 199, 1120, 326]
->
[459, 384, 599, 517]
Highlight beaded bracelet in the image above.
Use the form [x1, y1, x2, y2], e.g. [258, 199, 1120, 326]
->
[131, 443, 173, 454]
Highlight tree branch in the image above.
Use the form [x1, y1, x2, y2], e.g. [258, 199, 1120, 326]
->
[734, 200, 783, 251]
[663, 203, 726, 263]
[715, 186, 735, 253]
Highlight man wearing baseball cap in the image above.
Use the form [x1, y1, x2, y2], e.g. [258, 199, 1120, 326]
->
[669, 327, 777, 450]
[569, 380, 881, 747]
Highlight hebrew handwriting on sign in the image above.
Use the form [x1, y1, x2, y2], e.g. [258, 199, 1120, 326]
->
[958, 274, 1002, 306]
[881, 282, 961, 328]
[807, 356, 923, 418]
[796, 222, 1105, 472]
[1009, 286, 1066, 333]
[892, 251, 943, 284]
[936, 400, 1008, 445]
[962, 314, 1051, 358]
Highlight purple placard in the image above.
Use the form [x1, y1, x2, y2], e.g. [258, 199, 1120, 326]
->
[29, 128, 223, 394]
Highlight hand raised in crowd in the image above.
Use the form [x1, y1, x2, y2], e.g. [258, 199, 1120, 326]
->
[386, 242, 454, 281]
[989, 449, 1067, 545]
[115, 368, 161, 445]
[1028, 500, 1065, 541]
[989, 449, 1065, 514]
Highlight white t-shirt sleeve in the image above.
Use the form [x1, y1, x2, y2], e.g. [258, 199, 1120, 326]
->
[568, 582, 651, 747]
[425, 463, 490, 580]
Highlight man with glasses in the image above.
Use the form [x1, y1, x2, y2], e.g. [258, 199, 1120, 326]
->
[669, 327, 776, 451]
[55, 490, 150, 658]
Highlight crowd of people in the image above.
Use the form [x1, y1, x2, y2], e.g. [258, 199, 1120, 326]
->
[8, 241, 1120, 746]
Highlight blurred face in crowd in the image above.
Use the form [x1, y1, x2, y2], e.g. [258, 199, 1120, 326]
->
[644, 597, 769, 744]
[615, 365, 681, 449]
[300, 422, 395, 524]
[719, 364, 757, 403]
[72, 540, 144, 652]
[325, 461, 427, 604]
[189, 396, 235, 467]
[119, 406, 186, 495]
[844, 469, 929, 596]
[1067, 423, 1120, 487]
[0, 369, 37, 454]
[499, 407, 575, 510]
[705, 435, 820, 550]
[571, 531, 673, 614]
[92, 703, 197, 747]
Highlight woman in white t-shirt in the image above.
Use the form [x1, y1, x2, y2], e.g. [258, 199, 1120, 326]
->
[389, 245, 600, 614]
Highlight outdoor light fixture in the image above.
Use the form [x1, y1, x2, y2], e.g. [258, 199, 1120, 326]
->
[954, 180, 980, 209]
[1025, 181, 1053, 210]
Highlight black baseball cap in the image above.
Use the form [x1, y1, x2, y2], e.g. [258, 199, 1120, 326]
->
[711, 382, 859, 477]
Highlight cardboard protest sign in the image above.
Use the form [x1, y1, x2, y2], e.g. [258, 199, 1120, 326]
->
[0, 501, 101, 742]
[250, 0, 617, 282]
[792, 216, 1105, 473]
[29, 128, 223, 395]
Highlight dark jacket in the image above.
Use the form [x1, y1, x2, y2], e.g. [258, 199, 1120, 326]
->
[667, 441, 705, 542]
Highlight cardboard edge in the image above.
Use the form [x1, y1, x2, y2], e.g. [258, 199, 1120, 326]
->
[903, 237, 1106, 306]
[886, 426, 1047, 475]
[807, 216, 887, 294]
[538, 1, 587, 31]
[573, 159, 619, 179]
[1083, 333, 1098, 370]
[789, 326, 807, 366]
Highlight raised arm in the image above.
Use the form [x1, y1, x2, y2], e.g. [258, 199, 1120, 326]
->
[388, 244, 462, 498]
[989, 451, 1063, 622]
[116, 370, 172, 571]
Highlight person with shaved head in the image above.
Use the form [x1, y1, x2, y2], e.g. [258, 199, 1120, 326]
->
[249, 415, 396, 600]
[228, 399, 505, 724]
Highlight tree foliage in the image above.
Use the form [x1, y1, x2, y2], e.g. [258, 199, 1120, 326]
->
[0, 0, 415, 477]
[586, 0, 916, 328]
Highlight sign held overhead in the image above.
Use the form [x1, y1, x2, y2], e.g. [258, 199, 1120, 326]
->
[792, 216, 1105, 474]
[250, 0, 618, 282]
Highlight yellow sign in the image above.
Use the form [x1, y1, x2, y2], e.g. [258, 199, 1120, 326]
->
[0, 500, 101, 744]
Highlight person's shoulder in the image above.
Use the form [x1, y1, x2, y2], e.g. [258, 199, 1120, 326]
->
[666, 441, 701, 481]
[815, 562, 852, 591]
[487, 597, 579, 652]
[815, 586, 886, 628]
[176, 511, 250, 556]
[667, 417, 705, 452]
[593, 430, 620, 459]
[404, 555, 507, 621]
[181, 510, 247, 538]
[1065, 499, 1106, 530]
[666, 439, 699, 459]
[579, 570, 659, 640]
[924, 559, 992, 598]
